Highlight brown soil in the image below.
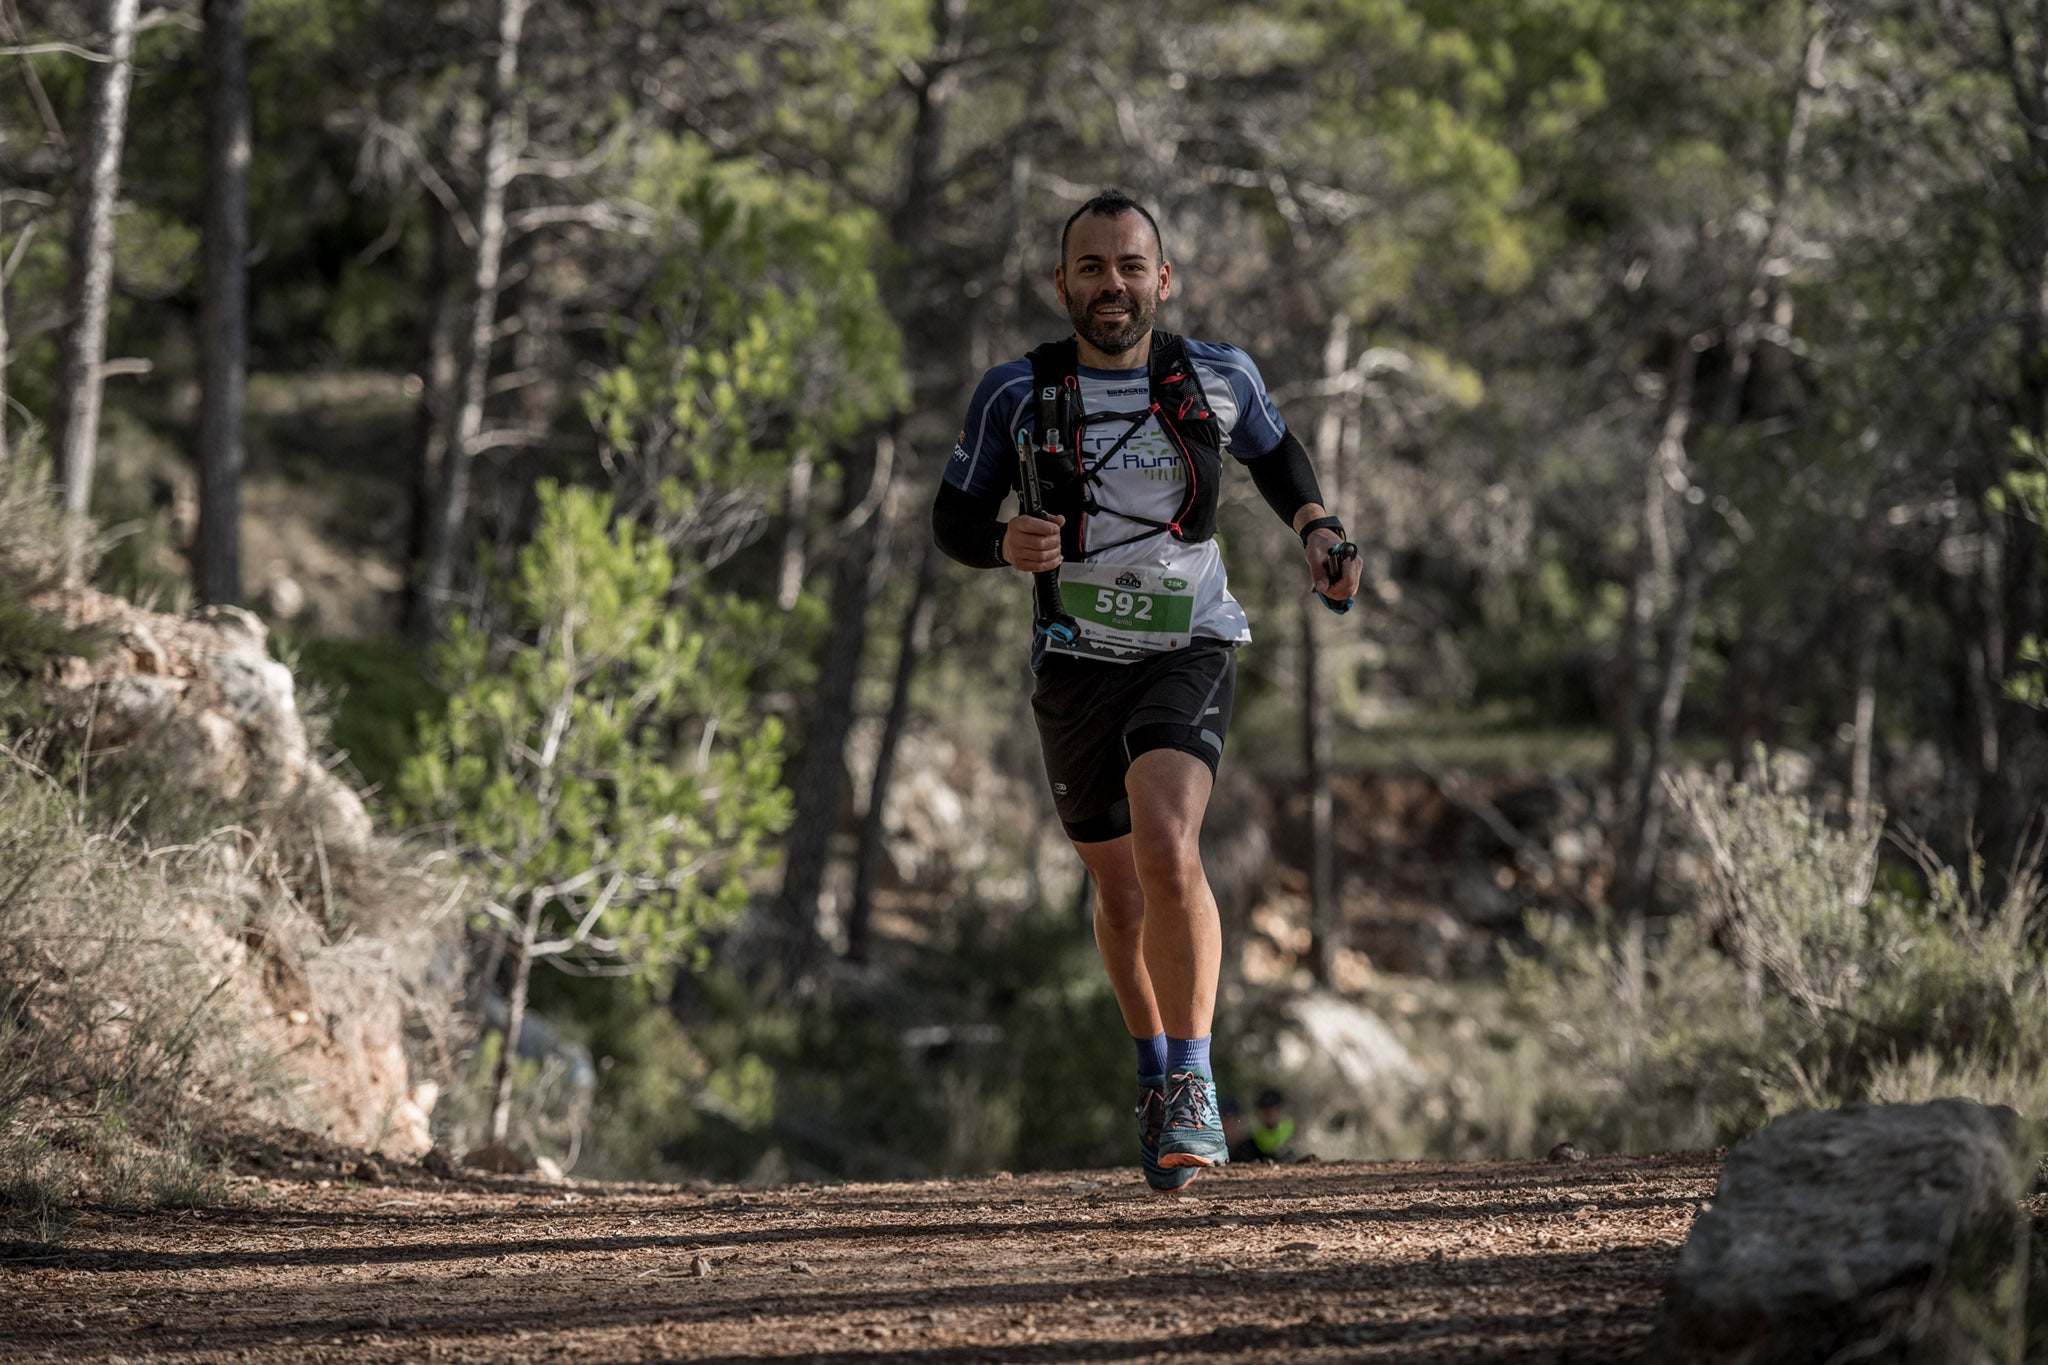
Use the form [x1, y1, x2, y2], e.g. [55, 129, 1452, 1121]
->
[0, 1151, 1718, 1363]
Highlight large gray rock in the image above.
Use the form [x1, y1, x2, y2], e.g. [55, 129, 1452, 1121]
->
[1645, 1099, 2033, 1364]
[1274, 991, 1422, 1094]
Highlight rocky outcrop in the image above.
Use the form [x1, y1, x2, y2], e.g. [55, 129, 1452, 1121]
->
[41, 589, 372, 852]
[1644, 1100, 2033, 1365]
[36, 587, 447, 1157]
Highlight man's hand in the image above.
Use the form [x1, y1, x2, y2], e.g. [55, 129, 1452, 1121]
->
[1304, 526, 1362, 604]
[1004, 513, 1065, 572]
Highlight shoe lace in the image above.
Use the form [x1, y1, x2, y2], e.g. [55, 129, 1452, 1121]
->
[1135, 1085, 1165, 1143]
[1165, 1074, 1217, 1131]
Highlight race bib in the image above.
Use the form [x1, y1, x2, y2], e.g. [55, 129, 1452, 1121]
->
[1048, 563, 1196, 660]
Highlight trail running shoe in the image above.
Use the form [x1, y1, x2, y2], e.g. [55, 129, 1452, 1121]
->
[1157, 1068, 1230, 1169]
[1137, 1076, 1200, 1191]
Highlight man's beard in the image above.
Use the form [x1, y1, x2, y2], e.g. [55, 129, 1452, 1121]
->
[1067, 289, 1156, 358]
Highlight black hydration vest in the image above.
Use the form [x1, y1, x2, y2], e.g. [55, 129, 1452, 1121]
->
[1022, 331, 1224, 563]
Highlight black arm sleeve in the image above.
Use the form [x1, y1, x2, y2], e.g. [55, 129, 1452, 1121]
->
[933, 481, 1010, 569]
[1246, 430, 1327, 527]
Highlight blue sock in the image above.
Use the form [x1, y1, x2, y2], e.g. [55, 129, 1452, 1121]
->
[1167, 1034, 1212, 1078]
[1134, 1032, 1167, 1079]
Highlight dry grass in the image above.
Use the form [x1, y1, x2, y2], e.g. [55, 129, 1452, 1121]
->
[0, 739, 277, 1228]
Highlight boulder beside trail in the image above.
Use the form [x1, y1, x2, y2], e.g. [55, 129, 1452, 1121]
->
[1644, 1099, 2033, 1365]
[40, 590, 373, 852]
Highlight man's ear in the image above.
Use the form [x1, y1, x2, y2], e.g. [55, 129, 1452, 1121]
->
[1158, 259, 1172, 300]
[1053, 263, 1068, 306]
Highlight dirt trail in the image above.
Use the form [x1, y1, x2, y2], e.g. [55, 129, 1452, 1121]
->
[1, 1152, 1718, 1363]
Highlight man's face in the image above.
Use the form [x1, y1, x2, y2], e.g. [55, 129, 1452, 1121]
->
[1055, 211, 1171, 361]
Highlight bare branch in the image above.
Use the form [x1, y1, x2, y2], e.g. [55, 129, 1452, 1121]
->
[507, 200, 655, 238]
[2, 219, 38, 285]
[510, 116, 642, 181]
[469, 424, 557, 453]
[836, 431, 895, 534]
[24, 4, 192, 55]
[0, 41, 112, 60]
[1, 0, 66, 149]
[350, 114, 478, 250]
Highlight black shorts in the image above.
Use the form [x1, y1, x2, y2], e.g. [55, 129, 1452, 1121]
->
[1030, 640, 1237, 844]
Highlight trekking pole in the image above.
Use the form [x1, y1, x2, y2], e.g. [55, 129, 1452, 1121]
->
[1319, 539, 1359, 615]
[1016, 429, 1081, 645]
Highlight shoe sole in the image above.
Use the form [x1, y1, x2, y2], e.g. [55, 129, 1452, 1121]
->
[1157, 1151, 1223, 1168]
[1147, 1168, 1201, 1192]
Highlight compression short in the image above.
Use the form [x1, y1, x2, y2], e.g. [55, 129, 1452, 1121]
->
[1030, 639, 1237, 844]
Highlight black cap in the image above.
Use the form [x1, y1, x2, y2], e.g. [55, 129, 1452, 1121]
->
[1256, 1088, 1284, 1109]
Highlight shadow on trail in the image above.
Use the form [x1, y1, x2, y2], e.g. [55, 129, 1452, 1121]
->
[0, 1187, 1694, 1276]
[0, 1242, 1675, 1358]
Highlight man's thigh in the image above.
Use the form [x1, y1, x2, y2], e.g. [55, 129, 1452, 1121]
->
[1125, 747, 1217, 854]
[1032, 643, 1236, 842]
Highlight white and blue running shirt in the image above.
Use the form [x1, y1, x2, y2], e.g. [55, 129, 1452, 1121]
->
[946, 338, 1289, 663]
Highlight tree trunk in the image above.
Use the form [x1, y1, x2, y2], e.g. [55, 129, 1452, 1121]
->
[1620, 533, 1709, 912]
[52, 0, 140, 583]
[1302, 311, 1349, 985]
[847, 533, 941, 963]
[414, 0, 529, 643]
[195, 0, 249, 606]
[1301, 597, 1336, 985]
[1612, 336, 1695, 816]
[487, 899, 541, 1146]
[776, 447, 814, 611]
[1976, 25, 2048, 898]
[770, 430, 891, 979]
[773, 0, 965, 972]
[1847, 570, 1882, 827]
[403, 214, 466, 638]
[0, 228, 18, 467]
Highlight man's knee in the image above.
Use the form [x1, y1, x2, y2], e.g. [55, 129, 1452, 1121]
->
[1130, 834, 1207, 904]
[1094, 878, 1146, 936]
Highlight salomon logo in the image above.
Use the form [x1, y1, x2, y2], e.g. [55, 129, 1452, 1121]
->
[1042, 386, 1058, 401]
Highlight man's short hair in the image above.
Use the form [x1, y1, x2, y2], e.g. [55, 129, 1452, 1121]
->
[1060, 188, 1165, 263]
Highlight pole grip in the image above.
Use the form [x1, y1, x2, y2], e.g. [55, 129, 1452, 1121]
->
[1017, 430, 1081, 644]
[1319, 540, 1359, 615]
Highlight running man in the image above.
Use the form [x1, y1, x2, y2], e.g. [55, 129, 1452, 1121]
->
[931, 189, 1360, 1190]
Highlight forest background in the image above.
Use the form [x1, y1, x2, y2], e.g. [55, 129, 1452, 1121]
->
[2, 0, 2047, 1194]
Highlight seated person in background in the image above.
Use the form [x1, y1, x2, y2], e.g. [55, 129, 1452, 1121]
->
[1249, 1088, 1296, 1162]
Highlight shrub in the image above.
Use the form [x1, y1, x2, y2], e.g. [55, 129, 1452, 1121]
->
[1498, 754, 2048, 1152]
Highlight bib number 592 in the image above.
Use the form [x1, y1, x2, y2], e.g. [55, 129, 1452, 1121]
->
[1095, 588, 1152, 621]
